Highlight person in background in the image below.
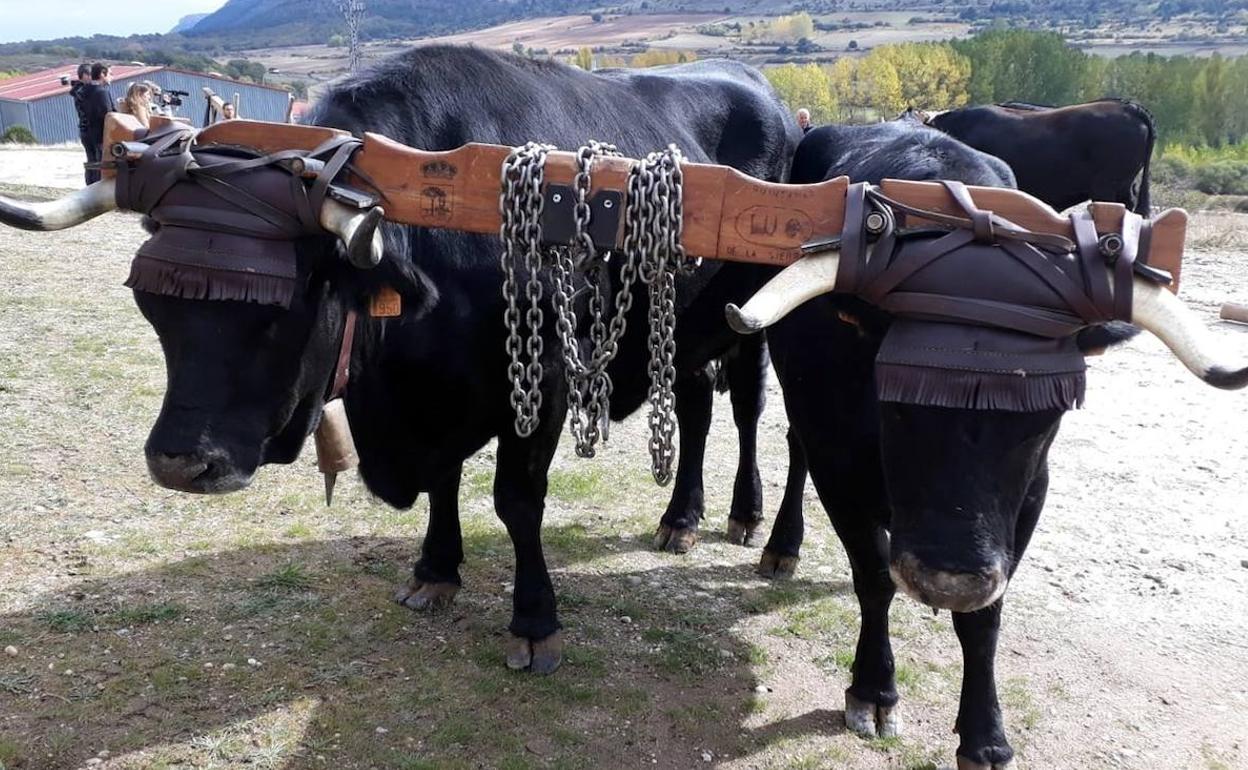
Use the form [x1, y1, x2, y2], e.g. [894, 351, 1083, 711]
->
[796, 108, 812, 133]
[220, 102, 237, 121]
[119, 83, 153, 128]
[82, 63, 114, 185]
[68, 64, 94, 185]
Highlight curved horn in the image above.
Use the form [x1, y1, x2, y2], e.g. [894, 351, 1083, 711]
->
[725, 250, 842, 334]
[1132, 278, 1248, 389]
[319, 199, 385, 269]
[0, 180, 117, 231]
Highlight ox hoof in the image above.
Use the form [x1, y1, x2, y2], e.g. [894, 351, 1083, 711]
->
[956, 758, 1014, 770]
[505, 631, 563, 675]
[393, 580, 460, 611]
[653, 525, 698, 554]
[725, 518, 762, 547]
[756, 550, 800, 580]
[845, 690, 903, 738]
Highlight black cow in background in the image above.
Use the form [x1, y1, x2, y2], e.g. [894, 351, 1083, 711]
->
[0, 47, 798, 674]
[916, 99, 1156, 214]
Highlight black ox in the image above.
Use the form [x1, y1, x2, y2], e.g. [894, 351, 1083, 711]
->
[734, 119, 1246, 769]
[0, 46, 797, 673]
[917, 99, 1157, 215]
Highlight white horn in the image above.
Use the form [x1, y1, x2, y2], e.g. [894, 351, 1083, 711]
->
[725, 250, 842, 334]
[1132, 277, 1248, 389]
[320, 199, 385, 269]
[0, 180, 117, 231]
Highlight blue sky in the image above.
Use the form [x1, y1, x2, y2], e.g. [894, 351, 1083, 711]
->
[0, 0, 224, 43]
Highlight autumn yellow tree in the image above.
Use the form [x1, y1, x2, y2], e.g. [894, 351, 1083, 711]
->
[825, 57, 865, 122]
[573, 47, 594, 71]
[631, 49, 698, 68]
[765, 63, 837, 123]
[869, 43, 971, 111]
[857, 50, 905, 118]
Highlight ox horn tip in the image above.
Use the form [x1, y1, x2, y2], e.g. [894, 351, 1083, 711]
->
[1204, 365, 1248, 391]
[725, 303, 765, 335]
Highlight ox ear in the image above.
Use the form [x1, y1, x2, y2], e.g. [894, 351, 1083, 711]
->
[329, 224, 439, 321]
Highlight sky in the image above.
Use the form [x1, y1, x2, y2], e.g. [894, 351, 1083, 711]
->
[0, 0, 224, 44]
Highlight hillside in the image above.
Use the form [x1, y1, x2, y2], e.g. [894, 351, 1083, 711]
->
[187, 0, 603, 47]
[170, 13, 211, 34]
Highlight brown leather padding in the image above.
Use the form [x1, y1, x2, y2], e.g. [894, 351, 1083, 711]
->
[832, 180, 1159, 412]
[117, 125, 366, 308]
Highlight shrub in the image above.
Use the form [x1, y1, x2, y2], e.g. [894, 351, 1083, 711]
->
[1193, 161, 1248, 196]
[1, 126, 36, 144]
[1152, 155, 1193, 187]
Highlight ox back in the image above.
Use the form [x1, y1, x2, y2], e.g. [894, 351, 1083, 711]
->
[927, 99, 1156, 215]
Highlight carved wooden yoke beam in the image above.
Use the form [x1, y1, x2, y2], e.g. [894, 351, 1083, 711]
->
[105, 114, 1186, 292]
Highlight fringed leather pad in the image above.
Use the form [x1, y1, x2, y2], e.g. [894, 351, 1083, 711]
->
[876, 320, 1086, 412]
[115, 126, 363, 308]
[832, 181, 1157, 413]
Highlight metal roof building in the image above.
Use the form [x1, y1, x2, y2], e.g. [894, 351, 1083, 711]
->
[0, 65, 294, 144]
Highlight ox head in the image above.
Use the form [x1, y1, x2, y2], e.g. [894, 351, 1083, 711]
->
[0, 135, 434, 494]
[727, 195, 1248, 613]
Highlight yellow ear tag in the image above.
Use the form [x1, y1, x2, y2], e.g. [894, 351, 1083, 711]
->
[370, 286, 402, 318]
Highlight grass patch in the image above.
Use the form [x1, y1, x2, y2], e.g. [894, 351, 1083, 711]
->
[773, 597, 856, 640]
[547, 466, 610, 505]
[255, 563, 314, 591]
[109, 602, 184, 627]
[38, 609, 93, 633]
[0, 737, 22, 767]
[1000, 676, 1042, 737]
[0, 674, 37, 695]
[643, 627, 725, 677]
[283, 522, 315, 539]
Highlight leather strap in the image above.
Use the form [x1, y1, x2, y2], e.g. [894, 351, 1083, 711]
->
[328, 309, 357, 401]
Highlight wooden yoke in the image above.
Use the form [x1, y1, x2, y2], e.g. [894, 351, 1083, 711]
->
[100, 114, 1186, 293]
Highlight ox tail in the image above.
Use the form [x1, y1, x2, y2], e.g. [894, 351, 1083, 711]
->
[1123, 99, 1156, 215]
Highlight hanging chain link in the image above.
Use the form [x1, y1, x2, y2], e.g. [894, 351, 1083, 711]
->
[628, 146, 687, 485]
[499, 140, 689, 485]
[499, 142, 555, 438]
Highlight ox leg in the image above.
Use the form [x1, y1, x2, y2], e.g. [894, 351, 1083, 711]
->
[395, 464, 463, 611]
[758, 427, 805, 579]
[952, 466, 1046, 769]
[952, 603, 1014, 770]
[836, 521, 901, 739]
[725, 335, 767, 547]
[494, 427, 563, 675]
[654, 364, 714, 554]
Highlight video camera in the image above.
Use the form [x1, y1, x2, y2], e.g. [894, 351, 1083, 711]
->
[158, 89, 190, 108]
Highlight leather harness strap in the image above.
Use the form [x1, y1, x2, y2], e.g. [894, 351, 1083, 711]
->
[328, 309, 357, 401]
[834, 180, 1155, 339]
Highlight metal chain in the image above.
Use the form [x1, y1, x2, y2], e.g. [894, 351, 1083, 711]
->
[548, 140, 642, 458]
[499, 140, 688, 486]
[627, 145, 686, 485]
[499, 142, 555, 437]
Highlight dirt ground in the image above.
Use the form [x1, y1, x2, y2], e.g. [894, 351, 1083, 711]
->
[0, 151, 1246, 770]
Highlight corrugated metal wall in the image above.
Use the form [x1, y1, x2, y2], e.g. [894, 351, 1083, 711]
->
[10, 71, 292, 144]
[0, 100, 31, 138]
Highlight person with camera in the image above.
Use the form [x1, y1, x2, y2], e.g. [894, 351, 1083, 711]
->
[80, 63, 113, 185]
[67, 64, 95, 185]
